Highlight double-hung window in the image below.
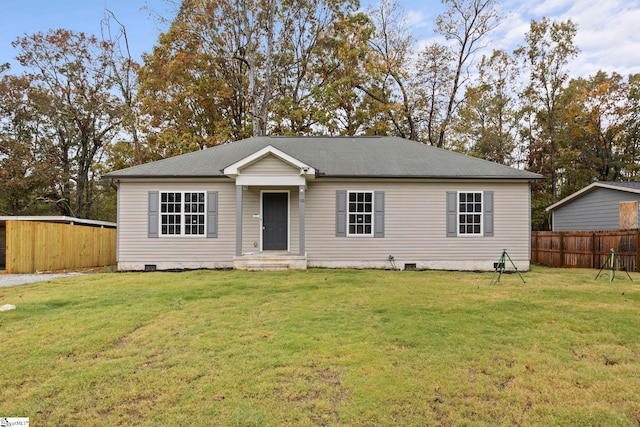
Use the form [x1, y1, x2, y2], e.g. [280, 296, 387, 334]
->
[458, 191, 482, 235]
[347, 191, 373, 236]
[160, 192, 206, 236]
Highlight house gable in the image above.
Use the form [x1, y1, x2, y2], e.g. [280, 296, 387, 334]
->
[223, 145, 316, 186]
[240, 154, 300, 176]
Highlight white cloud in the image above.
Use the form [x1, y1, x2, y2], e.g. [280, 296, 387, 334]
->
[403, 10, 429, 30]
[485, 0, 640, 78]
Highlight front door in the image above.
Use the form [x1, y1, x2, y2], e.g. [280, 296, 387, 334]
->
[262, 192, 288, 250]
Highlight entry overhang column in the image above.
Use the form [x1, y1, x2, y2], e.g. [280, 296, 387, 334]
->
[236, 185, 243, 257]
[299, 185, 305, 256]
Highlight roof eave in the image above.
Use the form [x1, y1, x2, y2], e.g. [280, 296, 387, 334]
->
[546, 181, 640, 212]
[317, 174, 542, 180]
[103, 174, 228, 180]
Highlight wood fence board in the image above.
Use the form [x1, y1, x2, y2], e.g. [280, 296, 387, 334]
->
[6, 220, 116, 273]
[532, 230, 639, 271]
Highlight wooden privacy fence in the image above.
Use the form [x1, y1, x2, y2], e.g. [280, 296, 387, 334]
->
[531, 230, 640, 271]
[5, 220, 116, 273]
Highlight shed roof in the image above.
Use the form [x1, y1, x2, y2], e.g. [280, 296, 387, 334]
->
[0, 216, 117, 228]
[546, 181, 640, 212]
[104, 136, 542, 180]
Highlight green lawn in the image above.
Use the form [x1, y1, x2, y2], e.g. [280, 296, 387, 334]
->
[1, 267, 639, 426]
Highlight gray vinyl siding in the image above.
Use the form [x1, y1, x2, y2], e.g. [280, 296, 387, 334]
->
[117, 181, 236, 266]
[305, 181, 531, 268]
[117, 178, 531, 270]
[240, 154, 300, 176]
[552, 188, 640, 231]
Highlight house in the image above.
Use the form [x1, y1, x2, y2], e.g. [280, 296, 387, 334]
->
[103, 136, 542, 271]
[546, 181, 640, 231]
[0, 216, 116, 273]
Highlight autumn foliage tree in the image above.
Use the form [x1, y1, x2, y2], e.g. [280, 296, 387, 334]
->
[4, 29, 123, 219]
[137, 0, 364, 151]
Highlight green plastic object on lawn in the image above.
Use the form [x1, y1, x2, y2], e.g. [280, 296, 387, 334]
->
[595, 249, 633, 283]
[490, 249, 526, 285]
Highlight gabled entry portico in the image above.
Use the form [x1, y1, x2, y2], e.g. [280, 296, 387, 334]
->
[223, 145, 314, 269]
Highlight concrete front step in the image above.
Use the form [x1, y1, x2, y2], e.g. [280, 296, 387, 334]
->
[233, 254, 307, 270]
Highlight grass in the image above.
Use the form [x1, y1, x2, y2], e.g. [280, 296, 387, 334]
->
[1, 267, 639, 426]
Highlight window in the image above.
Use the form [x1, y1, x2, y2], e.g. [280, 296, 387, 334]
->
[160, 192, 205, 236]
[458, 191, 482, 235]
[348, 191, 373, 236]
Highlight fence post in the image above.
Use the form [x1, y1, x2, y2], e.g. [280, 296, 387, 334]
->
[559, 232, 565, 268]
[636, 230, 640, 272]
[592, 232, 596, 269]
[531, 232, 536, 264]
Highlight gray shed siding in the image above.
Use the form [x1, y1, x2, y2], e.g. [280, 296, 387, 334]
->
[552, 187, 640, 231]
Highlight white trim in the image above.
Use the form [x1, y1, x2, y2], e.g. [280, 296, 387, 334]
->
[158, 191, 207, 237]
[223, 145, 316, 180]
[260, 190, 290, 252]
[546, 182, 640, 212]
[346, 190, 375, 237]
[236, 175, 306, 186]
[456, 190, 484, 237]
[309, 259, 531, 272]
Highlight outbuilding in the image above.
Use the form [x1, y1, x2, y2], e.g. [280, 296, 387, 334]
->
[546, 182, 640, 231]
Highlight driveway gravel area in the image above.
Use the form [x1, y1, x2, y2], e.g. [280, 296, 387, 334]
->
[0, 272, 84, 287]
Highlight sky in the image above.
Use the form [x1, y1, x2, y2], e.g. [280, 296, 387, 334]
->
[1, 0, 639, 79]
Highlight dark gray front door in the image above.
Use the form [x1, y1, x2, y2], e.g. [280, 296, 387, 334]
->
[263, 192, 288, 250]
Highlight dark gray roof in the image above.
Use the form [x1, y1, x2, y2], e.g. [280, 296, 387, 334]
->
[547, 181, 640, 211]
[598, 181, 640, 190]
[104, 136, 542, 180]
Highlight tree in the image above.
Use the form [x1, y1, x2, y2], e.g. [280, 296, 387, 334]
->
[515, 17, 579, 200]
[558, 72, 632, 194]
[434, 0, 500, 148]
[0, 73, 52, 215]
[622, 73, 640, 179]
[12, 29, 123, 219]
[137, 20, 239, 158]
[138, 0, 363, 148]
[312, 12, 375, 135]
[414, 42, 453, 146]
[101, 10, 144, 167]
[270, 1, 367, 135]
[451, 50, 519, 164]
[358, 0, 420, 140]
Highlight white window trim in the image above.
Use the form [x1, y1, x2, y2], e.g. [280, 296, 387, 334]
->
[346, 190, 375, 237]
[457, 190, 483, 237]
[159, 191, 207, 237]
